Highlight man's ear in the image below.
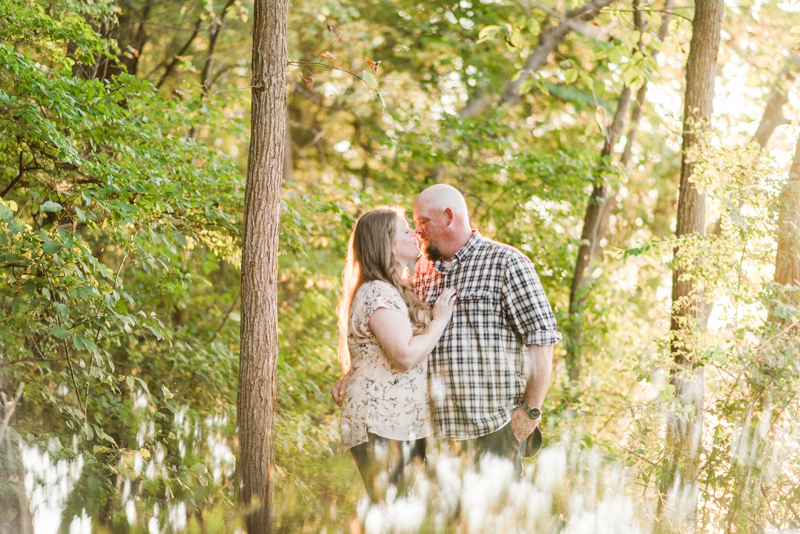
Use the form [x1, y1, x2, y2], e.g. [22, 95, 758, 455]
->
[443, 208, 454, 225]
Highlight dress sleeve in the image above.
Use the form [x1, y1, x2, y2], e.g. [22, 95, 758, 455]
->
[500, 253, 563, 346]
[351, 282, 405, 338]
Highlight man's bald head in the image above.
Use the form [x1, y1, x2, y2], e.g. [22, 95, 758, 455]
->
[415, 184, 469, 222]
[413, 185, 473, 261]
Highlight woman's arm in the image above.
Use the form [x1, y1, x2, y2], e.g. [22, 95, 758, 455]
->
[368, 287, 457, 371]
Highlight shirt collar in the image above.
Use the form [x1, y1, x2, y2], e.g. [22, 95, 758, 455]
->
[433, 230, 482, 273]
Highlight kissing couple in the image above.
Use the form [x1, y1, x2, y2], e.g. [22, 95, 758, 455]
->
[332, 184, 562, 501]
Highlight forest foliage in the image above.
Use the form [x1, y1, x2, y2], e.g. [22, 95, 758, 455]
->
[2, 0, 800, 532]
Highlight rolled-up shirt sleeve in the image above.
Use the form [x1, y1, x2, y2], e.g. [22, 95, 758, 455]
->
[501, 253, 563, 346]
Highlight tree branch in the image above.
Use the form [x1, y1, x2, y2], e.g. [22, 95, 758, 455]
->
[200, 0, 236, 95]
[156, 17, 204, 89]
[460, 0, 619, 118]
[1, 152, 36, 199]
[208, 292, 241, 343]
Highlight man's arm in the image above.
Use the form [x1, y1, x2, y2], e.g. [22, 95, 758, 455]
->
[510, 344, 554, 441]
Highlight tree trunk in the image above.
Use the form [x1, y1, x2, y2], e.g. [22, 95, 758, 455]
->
[565, 85, 632, 380]
[565, 0, 674, 381]
[752, 54, 800, 149]
[0, 381, 34, 534]
[662, 0, 724, 524]
[774, 137, 800, 291]
[721, 117, 800, 534]
[0, 436, 34, 534]
[237, 0, 288, 530]
[117, 0, 155, 77]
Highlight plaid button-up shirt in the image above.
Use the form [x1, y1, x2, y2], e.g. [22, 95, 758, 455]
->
[412, 230, 562, 440]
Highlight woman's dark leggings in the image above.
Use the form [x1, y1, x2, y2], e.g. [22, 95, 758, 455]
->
[349, 433, 426, 502]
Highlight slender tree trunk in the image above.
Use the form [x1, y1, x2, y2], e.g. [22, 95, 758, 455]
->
[188, 0, 237, 139]
[0, 436, 34, 534]
[774, 138, 800, 292]
[708, 52, 800, 237]
[0, 381, 34, 534]
[118, 0, 155, 76]
[721, 123, 800, 534]
[565, 86, 632, 380]
[200, 0, 237, 94]
[662, 0, 724, 525]
[752, 54, 800, 149]
[237, 0, 288, 530]
[565, 0, 674, 381]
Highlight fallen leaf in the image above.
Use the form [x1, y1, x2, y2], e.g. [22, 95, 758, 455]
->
[365, 58, 381, 73]
[299, 74, 314, 85]
[321, 51, 338, 60]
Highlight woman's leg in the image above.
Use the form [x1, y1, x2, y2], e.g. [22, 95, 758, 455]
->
[350, 434, 426, 502]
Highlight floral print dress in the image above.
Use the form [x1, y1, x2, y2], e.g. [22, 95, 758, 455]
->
[341, 280, 434, 449]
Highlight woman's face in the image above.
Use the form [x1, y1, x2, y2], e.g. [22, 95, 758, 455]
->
[392, 215, 421, 266]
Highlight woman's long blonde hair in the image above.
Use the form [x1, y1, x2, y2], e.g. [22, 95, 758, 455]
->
[336, 206, 432, 371]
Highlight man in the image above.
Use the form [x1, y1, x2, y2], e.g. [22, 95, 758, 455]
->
[334, 184, 561, 476]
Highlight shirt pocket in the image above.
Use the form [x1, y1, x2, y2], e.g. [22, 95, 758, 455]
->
[455, 289, 501, 329]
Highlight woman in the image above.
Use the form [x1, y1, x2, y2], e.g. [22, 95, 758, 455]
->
[336, 206, 456, 501]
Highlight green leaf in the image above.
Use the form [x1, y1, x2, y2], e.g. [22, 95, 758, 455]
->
[577, 69, 593, 89]
[564, 68, 578, 84]
[43, 240, 63, 255]
[478, 25, 500, 42]
[534, 79, 550, 95]
[75, 206, 87, 222]
[73, 334, 98, 354]
[50, 326, 71, 339]
[40, 201, 63, 213]
[527, 19, 541, 35]
[508, 26, 523, 48]
[0, 203, 13, 223]
[190, 462, 209, 476]
[361, 70, 378, 89]
[8, 220, 25, 234]
[518, 77, 534, 95]
[170, 228, 187, 247]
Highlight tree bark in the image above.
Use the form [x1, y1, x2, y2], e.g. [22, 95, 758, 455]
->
[721, 107, 800, 534]
[459, 0, 619, 118]
[237, 0, 288, 530]
[663, 0, 724, 522]
[774, 137, 800, 291]
[565, 0, 674, 381]
[565, 86, 632, 380]
[752, 54, 800, 149]
[0, 382, 34, 534]
[118, 0, 155, 76]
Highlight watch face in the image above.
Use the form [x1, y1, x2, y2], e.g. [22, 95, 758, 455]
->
[522, 404, 541, 419]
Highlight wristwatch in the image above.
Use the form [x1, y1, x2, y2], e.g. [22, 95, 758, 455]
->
[519, 403, 542, 420]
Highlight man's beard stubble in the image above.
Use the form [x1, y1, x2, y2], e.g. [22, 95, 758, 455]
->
[424, 241, 444, 262]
